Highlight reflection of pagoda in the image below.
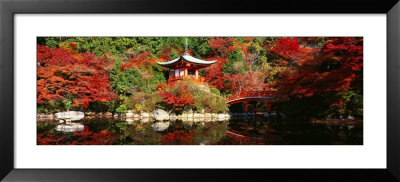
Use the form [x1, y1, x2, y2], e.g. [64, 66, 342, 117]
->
[157, 39, 217, 82]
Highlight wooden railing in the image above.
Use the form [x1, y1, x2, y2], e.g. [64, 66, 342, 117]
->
[226, 90, 277, 103]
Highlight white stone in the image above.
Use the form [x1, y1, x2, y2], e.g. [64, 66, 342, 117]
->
[170, 113, 178, 120]
[152, 109, 170, 121]
[55, 111, 84, 121]
[204, 113, 212, 118]
[55, 123, 84, 132]
[140, 118, 151, 123]
[224, 113, 231, 118]
[152, 122, 170, 132]
[126, 111, 134, 117]
[217, 114, 225, 119]
[126, 118, 134, 125]
[141, 112, 150, 118]
[211, 113, 218, 118]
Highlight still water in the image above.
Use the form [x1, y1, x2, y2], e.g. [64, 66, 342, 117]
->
[37, 116, 363, 145]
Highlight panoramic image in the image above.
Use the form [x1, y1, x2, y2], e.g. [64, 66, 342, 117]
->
[37, 37, 363, 145]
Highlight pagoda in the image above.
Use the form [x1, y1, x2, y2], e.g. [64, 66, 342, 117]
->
[157, 39, 217, 82]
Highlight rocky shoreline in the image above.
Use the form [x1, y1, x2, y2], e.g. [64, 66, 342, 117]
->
[37, 109, 231, 121]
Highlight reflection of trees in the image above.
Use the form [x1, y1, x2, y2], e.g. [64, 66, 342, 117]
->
[121, 122, 162, 145]
[192, 122, 228, 145]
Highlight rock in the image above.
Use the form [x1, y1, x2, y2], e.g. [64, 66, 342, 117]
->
[104, 112, 113, 116]
[141, 112, 150, 118]
[217, 117, 226, 121]
[152, 122, 170, 132]
[55, 111, 84, 121]
[125, 118, 134, 125]
[86, 112, 95, 116]
[347, 115, 355, 120]
[55, 123, 84, 132]
[211, 113, 218, 118]
[224, 113, 231, 118]
[170, 113, 178, 120]
[198, 113, 205, 118]
[140, 118, 151, 123]
[217, 114, 225, 119]
[183, 109, 193, 114]
[152, 109, 169, 121]
[126, 110, 134, 117]
[193, 113, 200, 118]
[180, 113, 188, 118]
[204, 113, 212, 118]
[133, 114, 141, 118]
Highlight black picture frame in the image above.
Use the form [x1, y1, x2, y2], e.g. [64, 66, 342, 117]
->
[1, 0, 399, 181]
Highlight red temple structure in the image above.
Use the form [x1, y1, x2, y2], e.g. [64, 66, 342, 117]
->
[157, 39, 217, 82]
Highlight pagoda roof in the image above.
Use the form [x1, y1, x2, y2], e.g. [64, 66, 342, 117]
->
[157, 53, 217, 69]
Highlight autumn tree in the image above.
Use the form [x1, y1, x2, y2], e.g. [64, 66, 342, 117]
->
[37, 45, 117, 112]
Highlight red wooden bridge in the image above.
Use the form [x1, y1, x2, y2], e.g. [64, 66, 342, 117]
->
[226, 91, 282, 112]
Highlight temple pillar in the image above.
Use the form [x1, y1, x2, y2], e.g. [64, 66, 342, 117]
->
[195, 70, 199, 80]
[244, 101, 249, 112]
[268, 103, 272, 115]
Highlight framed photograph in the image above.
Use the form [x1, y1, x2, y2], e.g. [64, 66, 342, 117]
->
[1, 0, 399, 181]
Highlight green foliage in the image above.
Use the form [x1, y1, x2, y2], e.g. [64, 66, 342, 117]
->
[223, 49, 248, 74]
[210, 88, 221, 95]
[110, 59, 145, 95]
[337, 89, 363, 119]
[115, 122, 128, 131]
[169, 51, 178, 59]
[188, 37, 212, 58]
[115, 105, 128, 114]
[62, 94, 74, 111]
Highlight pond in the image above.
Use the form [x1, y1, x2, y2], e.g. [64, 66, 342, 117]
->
[37, 116, 363, 145]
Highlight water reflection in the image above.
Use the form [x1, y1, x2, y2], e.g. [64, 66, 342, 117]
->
[37, 116, 362, 145]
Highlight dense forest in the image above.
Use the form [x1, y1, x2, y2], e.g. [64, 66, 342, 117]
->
[37, 37, 363, 120]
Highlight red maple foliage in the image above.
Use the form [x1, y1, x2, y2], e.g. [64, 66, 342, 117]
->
[279, 37, 363, 99]
[37, 126, 118, 145]
[160, 130, 195, 145]
[225, 71, 269, 98]
[159, 88, 195, 110]
[120, 52, 155, 71]
[208, 37, 239, 58]
[271, 37, 300, 58]
[204, 57, 228, 90]
[37, 45, 117, 108]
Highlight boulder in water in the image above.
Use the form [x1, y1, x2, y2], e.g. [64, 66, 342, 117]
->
[152, 121, 170, 131]
[152, 109, 169, 121]
[55, 123, 84, 132]
[55, 111, 84, 121]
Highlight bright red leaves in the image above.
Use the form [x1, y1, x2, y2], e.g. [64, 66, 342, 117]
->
[37, 45, 116, 108]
